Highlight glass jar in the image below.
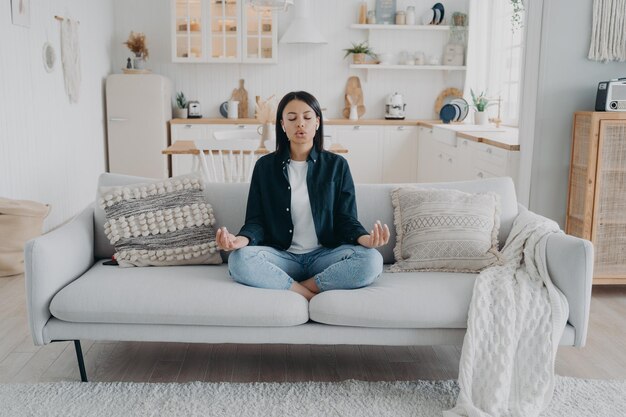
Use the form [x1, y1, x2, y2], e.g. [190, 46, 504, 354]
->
[395, 11, 406, 25]
[367, 10, 376, 24]
[406, 6, 416, 25]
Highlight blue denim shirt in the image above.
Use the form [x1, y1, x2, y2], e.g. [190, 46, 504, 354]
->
[237, 145, 368, 249]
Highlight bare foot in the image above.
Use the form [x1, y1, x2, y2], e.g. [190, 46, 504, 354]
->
[300, 277, 320, 294]
[290, 282, 316, 301]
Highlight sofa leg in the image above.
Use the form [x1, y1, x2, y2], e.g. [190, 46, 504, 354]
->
[74, 340, 88, 382]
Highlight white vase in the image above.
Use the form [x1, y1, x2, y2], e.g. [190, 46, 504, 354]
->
[133, 53, 146, 70]
[474, 111, 488, 125]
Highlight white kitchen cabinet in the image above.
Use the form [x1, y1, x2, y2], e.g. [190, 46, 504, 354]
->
[416, 125, 520, 188]
[171, 0, 278, 63]
[334, 125, 384, 184]
[382, 126, 418, 183]
[417, 126, 437, 182]
[171, 123, 208, 176]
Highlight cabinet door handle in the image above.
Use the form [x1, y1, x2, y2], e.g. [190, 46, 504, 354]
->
[109, 118, 128, 122]
[238, 125, 246, 129]
[184, 124, 193, 128]
[353, 125, 361, 130]
[477, 172, 484, 178]
[397, 126, 405, 131]
[463, 140, 468, 145]
[486, 147, 493, 154]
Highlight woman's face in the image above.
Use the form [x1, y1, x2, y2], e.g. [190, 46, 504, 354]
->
[280, 99, 320, 147]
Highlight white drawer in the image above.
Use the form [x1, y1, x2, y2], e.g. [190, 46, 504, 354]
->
[432, 126, 458, 147]
[469, 142, 507, 168]
[171, 124, 207, 141]
[471, 166, 504, 180]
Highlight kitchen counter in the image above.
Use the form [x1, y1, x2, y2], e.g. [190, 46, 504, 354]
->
[170, 118, 437, 126]
[427, 122, 519, 151]
[170, 118, 519, 150]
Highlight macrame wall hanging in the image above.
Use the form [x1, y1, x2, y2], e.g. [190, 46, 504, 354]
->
[588, 0, 626, 62]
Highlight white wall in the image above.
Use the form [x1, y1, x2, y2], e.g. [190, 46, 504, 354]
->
[112, 0, 468, 119]
[529, 0, 626, 226]
[0, 0, 114, 231]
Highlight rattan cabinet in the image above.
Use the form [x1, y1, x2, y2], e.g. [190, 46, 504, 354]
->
[566, 112, 626, 284]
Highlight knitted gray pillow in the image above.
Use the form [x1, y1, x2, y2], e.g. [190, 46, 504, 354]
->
[389, 187, 503, 273]
[99, 174, 222, 267]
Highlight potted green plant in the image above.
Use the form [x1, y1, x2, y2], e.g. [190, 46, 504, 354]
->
[470, 89, 493, 125]
[174, 91, 188, 119]
[343, 41, 376, 65]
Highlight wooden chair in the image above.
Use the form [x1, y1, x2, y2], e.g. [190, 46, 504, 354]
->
[193, 128, 274, 183]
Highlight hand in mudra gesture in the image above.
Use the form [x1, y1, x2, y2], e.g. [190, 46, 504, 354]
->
[216, 227, 249, 251]
[357, 220, 390, 249]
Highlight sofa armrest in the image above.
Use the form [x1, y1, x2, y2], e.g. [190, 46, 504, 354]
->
[24, 203, 96, 345]
[545, 232, 594, 347]
[517, 204, 594, 347]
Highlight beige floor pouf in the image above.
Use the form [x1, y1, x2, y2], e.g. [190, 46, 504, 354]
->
[0, 198, 50, 277]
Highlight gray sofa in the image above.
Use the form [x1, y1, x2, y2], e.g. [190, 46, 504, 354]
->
[25, 174, 593, 381]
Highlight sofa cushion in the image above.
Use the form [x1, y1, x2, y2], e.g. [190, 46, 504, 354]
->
[389, 188, 502, 272]
[309, 270, 477, 328]
[95, 174, 518, 264]
[354, 178, 518, 264]
[49, 261, 309, 327]
[99, 174, 222, 267]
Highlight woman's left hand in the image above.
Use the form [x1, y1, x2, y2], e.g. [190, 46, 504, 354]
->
[357, 220, 390, 249]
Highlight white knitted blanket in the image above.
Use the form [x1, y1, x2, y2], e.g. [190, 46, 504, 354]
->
[444, 209, 569, 417]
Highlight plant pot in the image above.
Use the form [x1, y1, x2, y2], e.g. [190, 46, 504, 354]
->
[474, 111, 488, 125]
[173, 107, 188, 119]
[352, 53, 366, 65]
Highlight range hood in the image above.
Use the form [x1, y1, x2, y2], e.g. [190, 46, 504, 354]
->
[280, 0, 327, 44]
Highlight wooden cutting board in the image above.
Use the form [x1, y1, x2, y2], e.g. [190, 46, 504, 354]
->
[231, 79, 249, 119]
[342, 76, 366, 119]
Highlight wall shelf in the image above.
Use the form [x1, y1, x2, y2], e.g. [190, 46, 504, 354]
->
[350, 64, 466, 71]
[350, 24, 451, 31]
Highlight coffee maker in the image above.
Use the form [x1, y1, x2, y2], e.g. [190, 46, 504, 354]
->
[385, 92, 406, 120]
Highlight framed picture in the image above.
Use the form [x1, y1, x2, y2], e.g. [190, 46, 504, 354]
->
[375, 0, 396, 25]
[11, 0, 31, 28]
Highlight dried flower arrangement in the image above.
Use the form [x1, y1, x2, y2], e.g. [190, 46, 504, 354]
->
[124, 31, 149, 59]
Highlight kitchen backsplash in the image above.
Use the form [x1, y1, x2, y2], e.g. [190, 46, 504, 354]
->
[113, 0, 468, 120]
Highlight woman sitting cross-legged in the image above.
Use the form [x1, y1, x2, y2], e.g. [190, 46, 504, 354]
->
[216, 91, 390, 301]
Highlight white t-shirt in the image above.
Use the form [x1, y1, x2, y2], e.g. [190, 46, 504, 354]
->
[287, 160, 321, 254]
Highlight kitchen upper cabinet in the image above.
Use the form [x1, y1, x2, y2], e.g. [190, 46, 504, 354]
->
[171, 0, 278, 63]
[382, 126, 418, 183]
[334, 125, 383, 184]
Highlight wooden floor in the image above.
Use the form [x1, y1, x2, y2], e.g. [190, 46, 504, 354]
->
[1, 274, 625, 383]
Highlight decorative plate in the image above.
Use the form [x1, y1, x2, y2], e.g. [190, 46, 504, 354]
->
[432, 3, 445, 25]
[433, 87, 463, 116]
[450, 98, 469, 121]
[440, 104, 457, 124]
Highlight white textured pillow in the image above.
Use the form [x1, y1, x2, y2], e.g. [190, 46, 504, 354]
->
[99, 174, 222, 267]
[389, 188, 503, 273]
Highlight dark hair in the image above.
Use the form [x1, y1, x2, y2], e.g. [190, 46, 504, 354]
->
[275, 91, 324, 153]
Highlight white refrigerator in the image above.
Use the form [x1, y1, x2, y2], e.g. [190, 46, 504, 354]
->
[105, 74, 172, 179]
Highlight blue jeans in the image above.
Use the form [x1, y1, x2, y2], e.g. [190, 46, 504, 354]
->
[228, 244, 383, 292]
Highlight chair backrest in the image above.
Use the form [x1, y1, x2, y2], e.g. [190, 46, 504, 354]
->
[199, 149, 259, 183]
[193, 130, 275, 183]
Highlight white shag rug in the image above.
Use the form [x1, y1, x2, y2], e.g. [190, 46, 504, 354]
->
[0, 376, 624, 417]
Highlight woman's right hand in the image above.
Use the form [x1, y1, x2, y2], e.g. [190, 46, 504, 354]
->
[216, 227, 249, 251]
